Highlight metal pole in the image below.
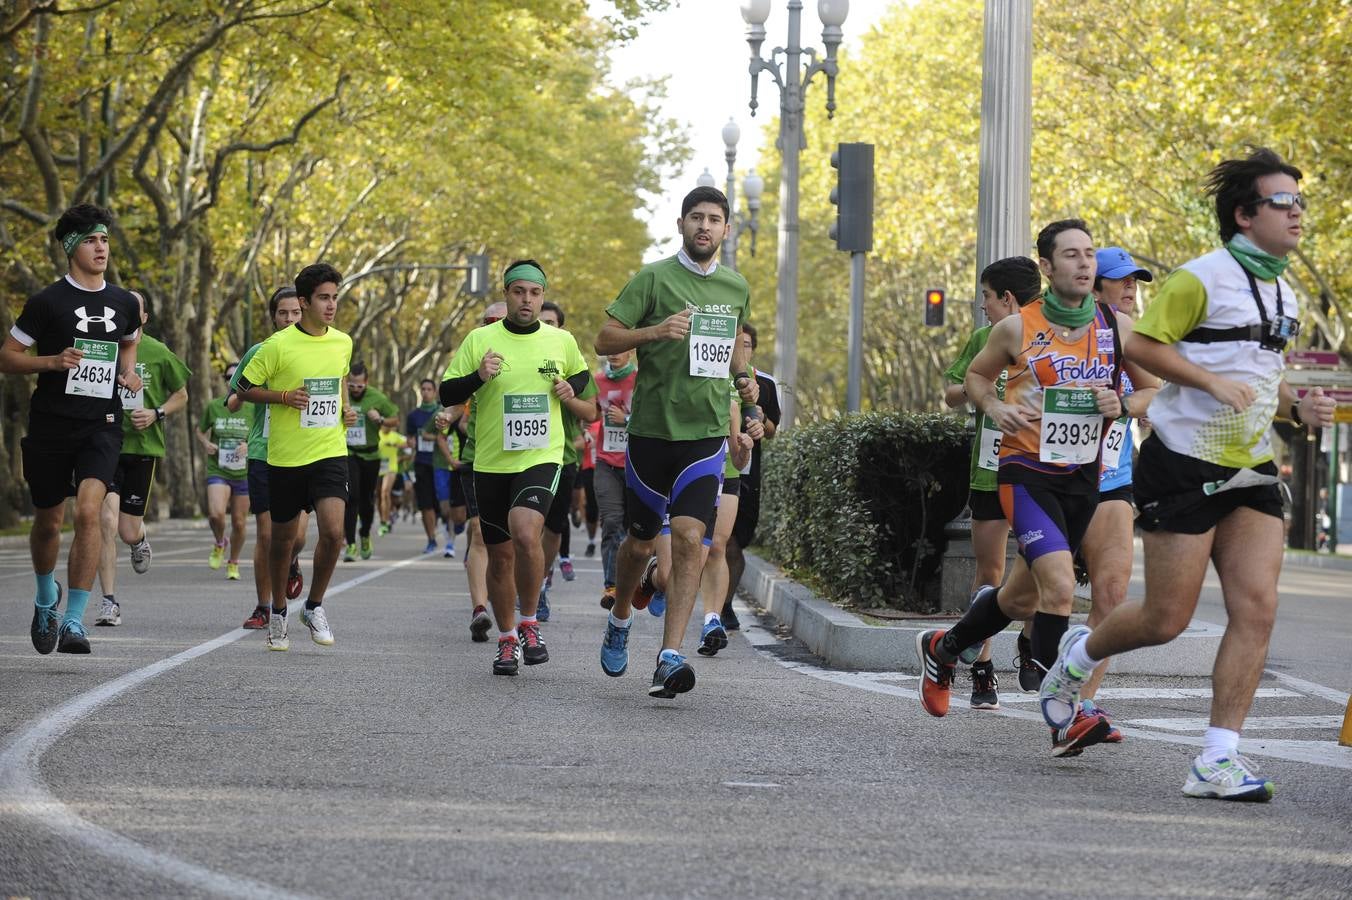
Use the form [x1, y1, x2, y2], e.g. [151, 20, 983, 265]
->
[1330, 424, 1341, 550]
[724, 148, 738, 270]
[846, 250, 865, 412]
[775, 0, 804, 430]
[972, 0, 1032, 323]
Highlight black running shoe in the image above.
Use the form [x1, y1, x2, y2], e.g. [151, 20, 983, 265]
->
[721, 600, 741, 632]
[57, 619, 91, 654]
[493, 636, 521, 675]
[1015, 632, 1041, 693]
[30, 583, 62, 655]
[518, 621, 549, 665]
[649, 652, 695, 698]
[969, 660, 1000, 710]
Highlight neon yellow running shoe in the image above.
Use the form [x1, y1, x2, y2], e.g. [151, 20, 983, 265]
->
[208, 543, 225, 570]
[226, 562, 241, 581]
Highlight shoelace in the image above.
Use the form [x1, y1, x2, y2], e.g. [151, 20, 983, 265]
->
[497, 638, 518, 660]
[519, 624, 542, 647]
[605, 625, 628, 649]
[972, 666, 998, 692]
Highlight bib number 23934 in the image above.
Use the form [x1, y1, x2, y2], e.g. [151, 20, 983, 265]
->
[688, 313, 737, 379]
[503, 394, 549, 450]
[66, 339, 117, 399]
[301, 377, 340, 429]
[1039, 387, 1103, 465]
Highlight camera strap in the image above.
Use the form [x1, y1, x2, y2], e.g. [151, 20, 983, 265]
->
[1182, 259, 1285, 350]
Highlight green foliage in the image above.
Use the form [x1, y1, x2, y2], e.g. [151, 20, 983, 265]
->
[760, 411, 970, 611]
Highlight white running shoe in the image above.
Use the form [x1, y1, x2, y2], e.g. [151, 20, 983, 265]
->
[1182, 754, 1274, 802]
[1038, 624, 1093, 729]
[94, 597, 121, 626]
[129, 535, 152, 574]
[266, 612, 290, 651]
[302, 606, 334, 646]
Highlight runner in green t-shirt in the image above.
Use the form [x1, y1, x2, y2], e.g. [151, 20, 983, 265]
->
[197, 370, 253, 581]
[440, 262, 596, 676]
[342, 362, 400, 561]
[94, 290, 192, 627]
[593, 186, 755, 699]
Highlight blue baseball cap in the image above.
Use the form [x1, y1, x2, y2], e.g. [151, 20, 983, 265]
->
[1095, 247, 1153, 282]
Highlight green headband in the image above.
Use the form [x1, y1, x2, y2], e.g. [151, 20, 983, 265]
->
[61, 223, 108, 257]
[503, 263, 547, 290]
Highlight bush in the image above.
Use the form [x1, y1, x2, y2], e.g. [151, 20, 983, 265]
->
[759, 411, 970, 611]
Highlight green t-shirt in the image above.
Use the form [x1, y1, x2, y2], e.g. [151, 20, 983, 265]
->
[240, 323, 353, 468]
[427, 409, 460, 472]
[199, 396, 251, 479]
[230, 341, 269, 462]
[346, 387, 399, 460]
[942, 326, 1007, 494]
[606, 256, 751, 442]
[460, 399, 477, 466]
[442, 321, 591, 474]
[119, 334, 191, 458]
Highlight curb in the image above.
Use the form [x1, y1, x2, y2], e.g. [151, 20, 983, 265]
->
[739, 552, 1222, 676]
[1282, 551, 1352, 573]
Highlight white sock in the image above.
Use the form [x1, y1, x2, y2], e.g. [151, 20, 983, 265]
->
[1066, 632, 1100, 678]
[519, 615, 537, 626]
[498, 630, 516, 642]
[1201, 727, 1240, 765]
[704, 612, 720, 625]
[608, 612, 631, 629]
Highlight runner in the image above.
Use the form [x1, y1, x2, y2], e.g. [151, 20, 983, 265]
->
[440, 261, 596, 674]
[915, 219, 1156, 761]
[595, 185, 754, 698]
[576, 422, 599, 558]
[342, 362, 399, 561]
[940, 256, 1041, 707]
[458, 301, 507, 643]
[0, 203, 142, 655]
[228, 286, 310, 630]
[235, 263, 356, 651]
[377, 419, 405, 533]
[94, 289, 191, 626]
[197, 362, 252, 580]
[1043, 149, 1333, 799]
[428, 402, 467, 557]
[592, 347, 638, 610]
[407, 379, 441, 553]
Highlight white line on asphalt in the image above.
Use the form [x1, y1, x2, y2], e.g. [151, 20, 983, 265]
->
[721, 781, 781, 789]
[0, 552, 426, 899]
[1266, 670, 1351, 706]
[1127, 716, 1343, 732]
[997, 687, 1302, 703]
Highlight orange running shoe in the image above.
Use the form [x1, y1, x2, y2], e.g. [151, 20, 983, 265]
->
[1051, 710, 1112, 757]
[916, 629, 955, 717]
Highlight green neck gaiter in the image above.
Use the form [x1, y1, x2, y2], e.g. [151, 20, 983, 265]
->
[419, 401, 438, 412]
[604, 361, 636, 380]
[1041, 288, 1098, 329]
[1226, 234, 1288, 280]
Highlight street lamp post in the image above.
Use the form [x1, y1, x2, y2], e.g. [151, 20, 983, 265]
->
[741, 0, 847, 430]
[721, 118, 741, 269]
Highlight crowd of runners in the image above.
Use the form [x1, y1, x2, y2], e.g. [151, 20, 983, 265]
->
[3, 148, 1333, 801]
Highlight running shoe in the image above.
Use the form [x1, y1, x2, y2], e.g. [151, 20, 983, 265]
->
[600, 587, 616, 610]
[208, 542, 225, 569]
[243, 606, 269, 630]
[648, 590, 666, 618]
[378, 522, 391, 536]
[585, 542, 596, 558]
[443, 541, 455, 559]
[1182, 754, 1274, 802]
[957, 585, 998, 664]
[470, 606, 492, 643]
[559, 557, 575, 581]
[424, 540, 437, 554]
[343, 543, 357, 562]
[301, 605, 334, 646]
[697, 617, 727, 657]
[601, 619, 629, 676]
[226, 562, 241, 581]
[267, 612, 289, 651]
[631, 556, 657, 611]
[537, 588, 551, 623]
[1051, 709, 1111, 758]
[1082, 699, 1124, 743]
[518, 621, 549, 665]
[57, 619, 91, 654]
[1039, 624, 1093, 729]
[129, 535, 152, 574]
[286, 557, 304, 600]
[30, 584, 62, 655]
[360, 536, 373, 560]
[915, 628, 955, 718]
[95, 597, 122, 627]
[570, 509, 582, 529]
[649, 651, 695, 698]
[493, 635, 521, 675]
[721, 601, 741, 632]
[1014, 631, 1041, 692]
[969, 660, 999, 710]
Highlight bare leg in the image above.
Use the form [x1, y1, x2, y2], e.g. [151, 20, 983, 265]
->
[31, 504, 65, 579]
[466, 517, 489, 611]
[511, 507, 547, 618]
[660, 515, 707, 653]
[228, 493, 248, 564]
[304, 496, 346, 605]
[67, 480, 108, 591]
[609, 534, 656, 620]
[700, 495, 739, 618]
[252, 511, 273, 607]
[206, 482, 229, 547]
[1084, 529, 1211, 661]
[486, 541, 517, 632]
[1078, 500, 1134, 700]
[98, 493, 120, 597]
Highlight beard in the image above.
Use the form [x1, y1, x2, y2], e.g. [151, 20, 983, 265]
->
[683, 233, 718, 263]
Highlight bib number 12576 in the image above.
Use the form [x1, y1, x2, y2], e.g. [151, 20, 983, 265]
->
[302, 377, 340, 428]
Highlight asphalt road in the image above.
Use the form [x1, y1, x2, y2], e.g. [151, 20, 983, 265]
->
[1, 517, 1349, 899]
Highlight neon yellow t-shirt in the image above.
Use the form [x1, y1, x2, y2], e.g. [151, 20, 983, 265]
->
[378, 428, 404, 469]
[241, 323, 352, 468]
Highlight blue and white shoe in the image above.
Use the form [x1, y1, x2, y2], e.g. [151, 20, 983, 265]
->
[443, 541, 455, 559]
[957, 585, 996, 665]
[601, 619, 630, 677]
[648, 589, 666, 617]
[697, 617, 727, 657]
[537, 587, 551, 623]
[1182, 754, 1274, 802]
[649, 650, 695, 698]
[423, 540, 437, 554]
[1038, 624, 1093, 729]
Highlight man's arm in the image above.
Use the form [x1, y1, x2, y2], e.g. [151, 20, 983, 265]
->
[964, 316, 1030, 434]
[0, 335, 82, 375]
[1124, 332, 1255, 413]
[594, 311, 692, 356]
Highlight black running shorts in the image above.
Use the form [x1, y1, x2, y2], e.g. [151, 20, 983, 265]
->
[109, 454, 157, 517]
[1134, 435, 1282, 535]
[268, 457, 348, 524]
[22, 415, 123, 509]
[475, 463, 560, 545]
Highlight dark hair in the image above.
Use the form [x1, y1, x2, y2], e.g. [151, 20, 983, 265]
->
[224, 360, 240, 377]
[268, 286, 297, 318]
[1204, 146, 1303, 242]
[681, 186, 730, 220]
[420, 378, 435, 390]
[503, 258, 546, 284]
[52, 203, 113, 247]
[742, 322, 758, 349]
[129, 288, 153, 321]
[541, 300, 564, 327]
[980, 256, 1042, 306]
[349, 361, 368, 378]
[295, 263, 343, 301]
[1036, 219, 1091, 262]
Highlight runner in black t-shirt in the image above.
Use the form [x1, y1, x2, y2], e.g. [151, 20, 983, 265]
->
[0, 204, 142, 655]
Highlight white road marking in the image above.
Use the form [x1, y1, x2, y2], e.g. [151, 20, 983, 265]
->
[1128, 716, 1343, 732]
[997, 687, 1302, 703]
[721, 781, 781, 789]
[1266, 671, 1351, 706]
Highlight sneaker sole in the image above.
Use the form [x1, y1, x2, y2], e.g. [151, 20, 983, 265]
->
[1182, 780, 1274, 802]
[697, 630, 728, 657]
[649, 664, 695, 698]
[470, 619, 492, 643]
[267, 642, 289, 651]
[94, 618, 121, 627]
[1051, 716, 1112, 758]
[492, 664, 519, 676]
[523, 651, 549, 665]
[970, 699, 1001, 710]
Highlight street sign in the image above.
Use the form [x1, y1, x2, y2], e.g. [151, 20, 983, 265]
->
[1293, 387, 1352, 402]
[1286, 350, 1342, 369]
[1285, 369, 1352, 388]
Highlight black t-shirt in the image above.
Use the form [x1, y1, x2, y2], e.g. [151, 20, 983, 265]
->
[743, 370, 782, 492]
[12, 277, 141, 423]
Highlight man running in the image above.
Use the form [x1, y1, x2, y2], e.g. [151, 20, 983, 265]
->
[236, 263, 356, 651]
[440, 261, 596, 675]
[377, 420, 405, 533]
[198, 362, 252, 580]
[595, 185, 754, 698]
[229, 286, 309, 630]
[0, 203, 142, 655]
[458, 301, 507, 643]
[407, 379, 442, 553]
[1043, 148, 1333, 799]
[343, 362, 399, 561]
[95, 289, 191, 625]
[592, 347, 638, 610]
[429, 404, 467, 558]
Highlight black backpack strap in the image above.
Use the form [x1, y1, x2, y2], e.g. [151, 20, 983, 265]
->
[1098, 302, 1123, 393]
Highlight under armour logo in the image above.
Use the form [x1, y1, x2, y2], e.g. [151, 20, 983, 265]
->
[75, 306, 117, 334]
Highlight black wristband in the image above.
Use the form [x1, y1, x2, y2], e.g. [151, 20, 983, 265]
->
[155, 407, 165, 421]
[1291, 400, 1304, 427]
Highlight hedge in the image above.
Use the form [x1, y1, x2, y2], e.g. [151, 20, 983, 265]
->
[758, 412, 971, 612]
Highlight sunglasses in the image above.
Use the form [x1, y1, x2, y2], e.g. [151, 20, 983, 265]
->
[1256, 192, 1306, 211]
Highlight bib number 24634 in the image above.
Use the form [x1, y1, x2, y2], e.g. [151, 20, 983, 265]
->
[66, 339, 118, 399]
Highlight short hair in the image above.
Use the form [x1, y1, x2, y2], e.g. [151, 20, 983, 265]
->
[980, 256, 1042, 306]
[742, 322, 758, 349]
[130, 289, 153, 320]
[1204, 146, 1303, 242]
[541, 300, 564, 327]
[224, 360, 240, 376]
[681, 186, 729, 220]
[349, 361, 368, 379]
[295, 263, 343, 301]
[503, 258, 546, 284]
[1036, 219, 1091, 262]
[267, 286, 297, 318]
[52, 203, 113, 248]
[420, 378, 435, 390]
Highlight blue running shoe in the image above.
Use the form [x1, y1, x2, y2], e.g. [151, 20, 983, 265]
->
[957, 585, 996, 665]
[423, 540, 437, 554]
[697, 618, 727, 657]
[30, 582, 62, 655]
[57, 619, 91, 654]
[1182, 754, 1274, 802]
[650, 650, 695, 698]
[537, 587, 551, 623]
[601, 619, 630, 677]
[648, 590, 666, 617]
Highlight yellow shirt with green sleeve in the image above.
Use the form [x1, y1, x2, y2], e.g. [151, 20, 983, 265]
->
[240, 323, 353, 468]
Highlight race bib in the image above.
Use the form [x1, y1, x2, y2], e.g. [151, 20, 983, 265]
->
[1101, 418, 1128, 470]
[602, 424, 629, 453]
[689, 313, 737, 378]
[262, 405, 271, 438]
[416, 435, 435, 454]
[503, 393, 549, 450]
[1039, 387, 1103, 465]
[301, 377, 340, 429]
[218, 439, 246, 470]
[346, 422, 367, 447]
[119, 363, 147, 409]
[977, 417, 1002, 472]
[66, 339, 117, 399]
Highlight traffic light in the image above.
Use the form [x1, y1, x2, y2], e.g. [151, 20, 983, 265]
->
[829, 142, 874, 252]
[924, 288, 945, 327]
[465, 253, 490, 298]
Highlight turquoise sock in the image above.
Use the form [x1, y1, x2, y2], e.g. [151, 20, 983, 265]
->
[35, 571, 58, 609]
[64, 588, 91, 627]
[659, 648, 682, 664]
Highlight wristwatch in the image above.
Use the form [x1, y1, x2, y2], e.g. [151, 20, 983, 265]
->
[155, 407, 166, 422]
